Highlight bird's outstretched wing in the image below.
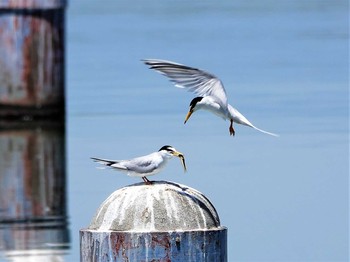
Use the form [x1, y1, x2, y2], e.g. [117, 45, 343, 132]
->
[143, 59, 228, 107]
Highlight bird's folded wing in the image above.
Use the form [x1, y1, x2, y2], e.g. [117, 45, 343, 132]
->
[123, 159, 158, 173]
[143, 59, 228, 107]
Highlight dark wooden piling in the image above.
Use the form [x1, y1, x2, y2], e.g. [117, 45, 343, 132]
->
[80, 181, 227, 261]
[0, 0, 66, 120]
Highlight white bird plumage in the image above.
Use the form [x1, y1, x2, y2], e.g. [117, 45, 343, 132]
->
[91, 145, 186, 184]
[143, 59, 278, 137]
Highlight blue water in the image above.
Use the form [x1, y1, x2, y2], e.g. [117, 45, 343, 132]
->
[2, 0, 349, 261]
[69, 1, 348, 261]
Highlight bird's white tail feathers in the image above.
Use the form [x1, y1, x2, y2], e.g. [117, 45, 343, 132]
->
[91, 157, 118, 167]
[228, 104, 279, 137]
[91, 157, 129, 172]
[249, 126, 279, 137]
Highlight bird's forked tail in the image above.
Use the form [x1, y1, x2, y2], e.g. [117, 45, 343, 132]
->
[228, 104, 279, 137]
[91, 157, 118, 168]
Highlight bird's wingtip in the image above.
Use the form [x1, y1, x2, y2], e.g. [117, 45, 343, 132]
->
[141, 58, 160, 64]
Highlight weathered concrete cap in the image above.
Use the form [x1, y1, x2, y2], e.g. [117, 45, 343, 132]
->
[88, 181, 221, 232]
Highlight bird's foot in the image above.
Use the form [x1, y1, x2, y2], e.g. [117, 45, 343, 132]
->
[229, 121, 235, 136]
[142, 177, 152, 185]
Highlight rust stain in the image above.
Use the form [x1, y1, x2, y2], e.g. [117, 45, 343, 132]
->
[14, 15, 19, 30]
[113, 234, 124, 255]
[112, 234, 131, 261]
[22, 16, 39, 104]
[151, 234, 171, 249]
[151, 234, 171, 262]
[108, 233, 175, 262]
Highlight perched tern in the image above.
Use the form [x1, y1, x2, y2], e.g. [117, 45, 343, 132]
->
[143, 59, 278, 137]
[91, 145, 187, 184]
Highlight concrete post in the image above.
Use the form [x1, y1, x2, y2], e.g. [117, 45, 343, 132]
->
[80, 181, 227, 262]
[0, 0, 66, 119]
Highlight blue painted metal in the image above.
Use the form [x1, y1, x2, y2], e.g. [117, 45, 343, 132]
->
[80, 228, 227, 262]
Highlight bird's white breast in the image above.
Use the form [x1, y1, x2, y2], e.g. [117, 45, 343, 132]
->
[199, 96, 229, 120]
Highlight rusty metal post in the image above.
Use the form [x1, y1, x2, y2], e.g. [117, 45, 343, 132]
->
[80, 181, 227, 262]
[0, 0, 66, 120]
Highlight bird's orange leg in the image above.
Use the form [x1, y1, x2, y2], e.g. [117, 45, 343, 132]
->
[229, 119, 235, 136]
[142, 176, 152, 185]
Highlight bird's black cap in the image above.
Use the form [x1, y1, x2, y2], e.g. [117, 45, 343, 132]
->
[159, 145, 173, 152]
[189, 97, 203, 110]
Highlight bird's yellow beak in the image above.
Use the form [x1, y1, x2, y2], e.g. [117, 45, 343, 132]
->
[184, 110, 193, 124]
[172, 151, 187, 172]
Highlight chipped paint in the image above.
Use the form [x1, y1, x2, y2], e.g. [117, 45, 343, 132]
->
[80, 228, 227, 262]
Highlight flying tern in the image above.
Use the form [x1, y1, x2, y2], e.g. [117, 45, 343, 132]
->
[143, 59, 278, 137]
[91, 145, 187, 184]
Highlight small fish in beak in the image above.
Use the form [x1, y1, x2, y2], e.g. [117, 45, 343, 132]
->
[172, 151, 187, 172]
[178, 153, 187, 172]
